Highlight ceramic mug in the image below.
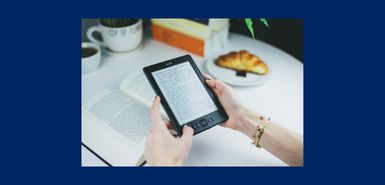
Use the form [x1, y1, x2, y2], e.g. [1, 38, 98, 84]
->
[82, 42, 101, 75]
[87, 19, 143, 52]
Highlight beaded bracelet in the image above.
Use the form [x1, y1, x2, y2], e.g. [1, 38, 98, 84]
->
[252, 117, 271, 148]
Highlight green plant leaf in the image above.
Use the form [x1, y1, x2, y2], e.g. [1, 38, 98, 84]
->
[103, 18, 132, 27]
[107, 19, 113, 27]
[245, 18, 255, 39]
[260, 18, 270, 28]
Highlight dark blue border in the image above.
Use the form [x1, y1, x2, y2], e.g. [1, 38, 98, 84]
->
[4, 0, 380, 184]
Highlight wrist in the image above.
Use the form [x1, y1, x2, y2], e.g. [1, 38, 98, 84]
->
[235, 106, 263, 140]
[153, 157, 184, 166]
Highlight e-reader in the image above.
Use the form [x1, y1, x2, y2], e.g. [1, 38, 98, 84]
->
[143, 55, 228, 136]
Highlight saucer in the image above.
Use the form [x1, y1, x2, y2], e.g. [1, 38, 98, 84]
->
[103, 43, 143, 57]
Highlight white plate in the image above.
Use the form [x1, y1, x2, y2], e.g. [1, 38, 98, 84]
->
[205, 53, 273, 86]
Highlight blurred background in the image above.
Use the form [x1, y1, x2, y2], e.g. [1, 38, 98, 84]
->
[82, 18, 303, 63]
[229, 19, 303, 63]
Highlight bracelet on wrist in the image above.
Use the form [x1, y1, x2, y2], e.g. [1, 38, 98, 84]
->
[251, 117, 270, 148]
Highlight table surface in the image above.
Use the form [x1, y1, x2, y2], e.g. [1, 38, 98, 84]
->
[81, 22, 303, 166]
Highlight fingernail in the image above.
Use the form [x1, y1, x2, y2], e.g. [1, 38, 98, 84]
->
[205, 78, 212, 80]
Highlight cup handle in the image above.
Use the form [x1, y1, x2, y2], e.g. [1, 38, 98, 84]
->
[86, 26, 107, 47]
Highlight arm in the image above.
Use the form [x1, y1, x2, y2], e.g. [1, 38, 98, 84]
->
[203, 74, 303, 166]
[237, 107, 303, 166]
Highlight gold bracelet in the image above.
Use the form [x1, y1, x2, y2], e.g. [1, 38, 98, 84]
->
[252, 117, 270, 148]
[252, 116, 265, 138]
[252, 125, 260, 138]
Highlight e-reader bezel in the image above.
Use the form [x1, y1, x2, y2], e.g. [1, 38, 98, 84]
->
[143, 55, 228, 136]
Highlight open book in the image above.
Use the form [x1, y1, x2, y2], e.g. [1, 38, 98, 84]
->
[82, 69, 170, 166]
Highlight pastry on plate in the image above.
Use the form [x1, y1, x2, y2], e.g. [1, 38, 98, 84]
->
[215, 50, 268, 75]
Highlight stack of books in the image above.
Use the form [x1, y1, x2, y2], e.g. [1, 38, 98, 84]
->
[151, 18, 230, 57]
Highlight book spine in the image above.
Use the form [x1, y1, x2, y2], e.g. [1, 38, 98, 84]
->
[152, 23, 206, 57]
[151, 19, 210, 40]
[162, 19, 229, 30]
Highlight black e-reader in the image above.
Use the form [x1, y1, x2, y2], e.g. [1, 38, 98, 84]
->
[143, 55, 228, 136]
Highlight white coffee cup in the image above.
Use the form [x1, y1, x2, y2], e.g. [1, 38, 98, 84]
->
[86, 19, 143, 52]
[82, 42, 101, 75]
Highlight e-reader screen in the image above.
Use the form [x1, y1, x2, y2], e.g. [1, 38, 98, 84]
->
[152, 61, 218, 126]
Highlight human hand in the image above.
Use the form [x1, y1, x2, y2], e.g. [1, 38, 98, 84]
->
[144, 96, 194, 166]
[202, 73, 247, 131]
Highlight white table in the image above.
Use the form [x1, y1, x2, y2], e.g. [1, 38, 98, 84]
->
[81, 24, 303, 166]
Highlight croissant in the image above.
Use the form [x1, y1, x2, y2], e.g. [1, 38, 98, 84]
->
[215, 50, 268, 75]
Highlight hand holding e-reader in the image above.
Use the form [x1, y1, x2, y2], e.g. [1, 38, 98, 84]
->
[143, 55, 228, 136]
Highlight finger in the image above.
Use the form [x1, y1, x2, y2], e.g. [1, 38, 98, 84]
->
[147, 129, 153, 137]
[202, 73, 213, 80]
[205, 79, 227, 93]
[150, 96, 161, 120]
[150, 96, 166, 130]
[203, 74, 221, 96]
[180, 125, 194, 146]
[162, 119, 176, 131]
[205, 79, 222, 96]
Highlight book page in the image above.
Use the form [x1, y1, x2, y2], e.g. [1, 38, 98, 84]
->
[82, 88, 154, 165]
[82, 116, 141, 166]
[119, 69, 168, 117]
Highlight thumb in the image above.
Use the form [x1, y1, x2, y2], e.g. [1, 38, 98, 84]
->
[180, 125, 194, 144]
[206, 79, 227, 95]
